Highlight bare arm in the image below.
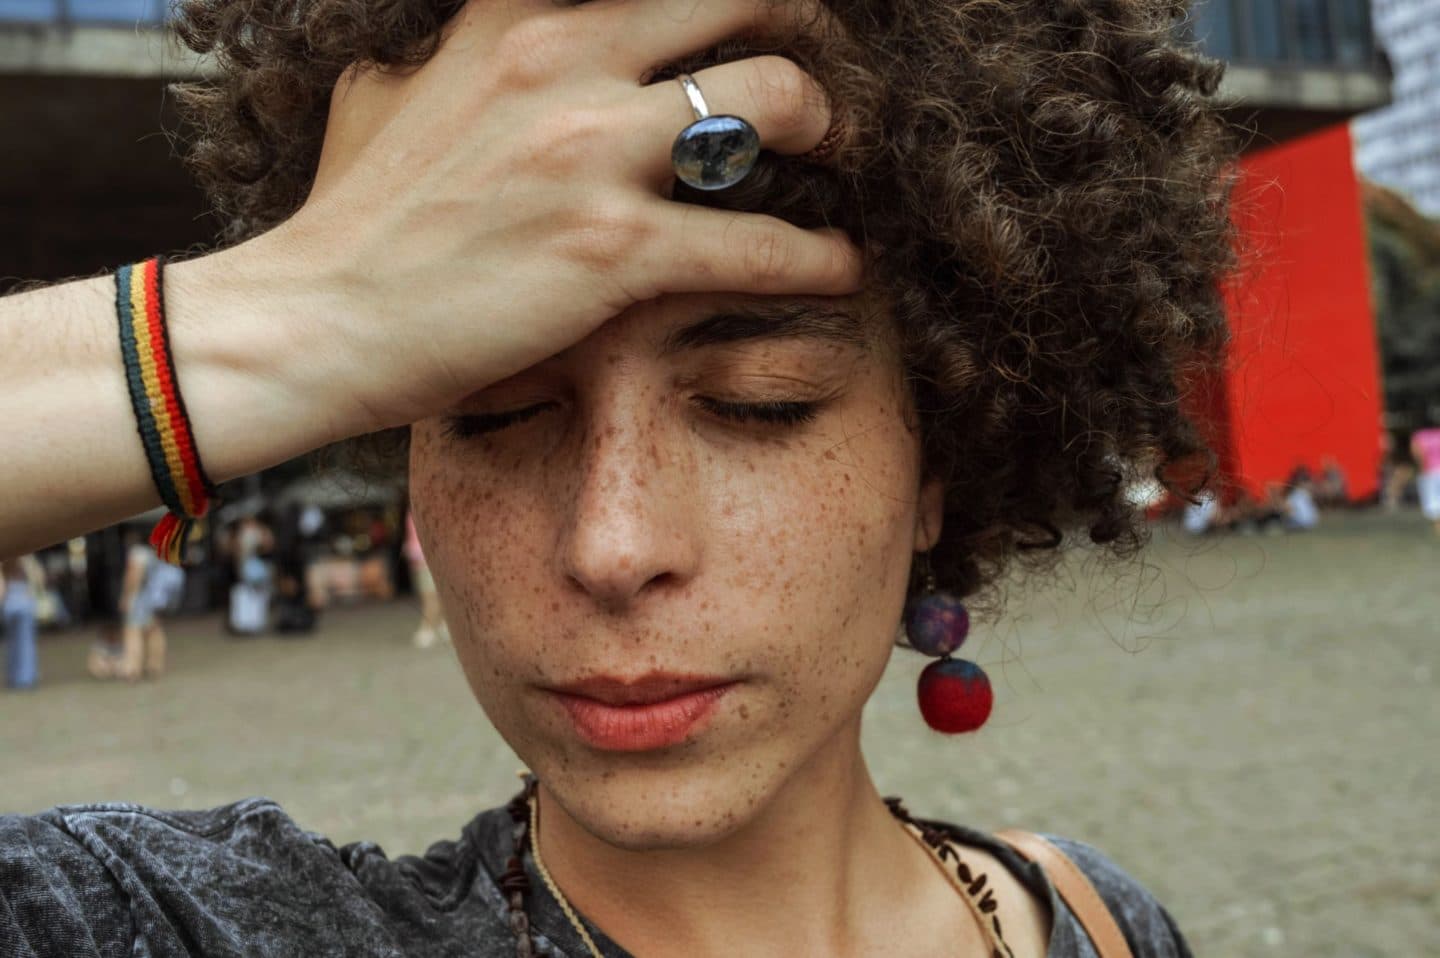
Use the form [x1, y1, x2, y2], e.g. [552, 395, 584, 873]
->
[0, 230, 355, 558]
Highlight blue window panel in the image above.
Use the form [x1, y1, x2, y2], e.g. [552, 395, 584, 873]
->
[0, 0, 168, 23]
[1294, 0, 1336, 63]
[1247, 0, 1291, 60]
[0, 0, 54, 22]
[1333, 0, 1374, 66]
[1191, 0, 1238, 60]
[68, 0, 167, 22]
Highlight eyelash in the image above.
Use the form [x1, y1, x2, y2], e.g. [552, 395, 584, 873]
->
[693, 398, 820, 427]
[441, 398, 820, 439]
[441, 403, 554, 440]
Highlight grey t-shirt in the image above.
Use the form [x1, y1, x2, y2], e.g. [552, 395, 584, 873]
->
[0, 797, 1191, 957]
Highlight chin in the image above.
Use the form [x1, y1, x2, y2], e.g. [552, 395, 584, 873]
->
[535, 749, 793, 851]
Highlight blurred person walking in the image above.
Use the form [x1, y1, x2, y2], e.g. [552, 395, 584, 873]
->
[1, 554, 40, 690]
[403, 510, 447, 649]
[225, 513, 275, 635]
[96, 535, 186, 681]
[1413, 426, 1440, 535]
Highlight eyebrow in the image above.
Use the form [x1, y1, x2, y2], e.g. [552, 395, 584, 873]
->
[660, 302, 870, 355]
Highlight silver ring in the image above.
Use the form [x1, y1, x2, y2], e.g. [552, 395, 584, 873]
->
[677, 73, 710, 121]
[671, 72, 761, 192]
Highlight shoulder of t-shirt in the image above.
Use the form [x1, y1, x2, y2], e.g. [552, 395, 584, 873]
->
[1036, 834, 1194, 958]
[0, 798, 328, 957]
[1, 810, 131, 956]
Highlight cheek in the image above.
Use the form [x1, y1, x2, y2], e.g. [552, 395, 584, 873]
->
[715, 406, 920, 693]
[409, 425, 555, 690]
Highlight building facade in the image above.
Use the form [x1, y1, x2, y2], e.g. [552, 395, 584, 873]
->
[1352, 0, 1440, 216]
[1183, 0, 1392, 504]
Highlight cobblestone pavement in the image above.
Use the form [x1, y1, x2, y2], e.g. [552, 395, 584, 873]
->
[3, 512, 1437, 956]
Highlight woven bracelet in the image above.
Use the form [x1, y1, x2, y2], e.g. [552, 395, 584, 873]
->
[115, 256, 216, 565]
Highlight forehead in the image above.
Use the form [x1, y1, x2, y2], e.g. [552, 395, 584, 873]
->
[566, 291, 890, 362]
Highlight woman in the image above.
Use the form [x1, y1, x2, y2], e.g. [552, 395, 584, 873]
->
[1, 555, 40, 690]
[0, 0, 1230, 954]
[1412, 425, 1440, 535]
[403, 508, 450, 647]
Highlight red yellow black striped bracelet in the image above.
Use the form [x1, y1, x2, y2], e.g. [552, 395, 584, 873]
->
[115, 256, 216, 565]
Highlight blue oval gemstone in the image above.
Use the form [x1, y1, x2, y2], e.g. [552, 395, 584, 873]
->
[672, 115, 761, 191]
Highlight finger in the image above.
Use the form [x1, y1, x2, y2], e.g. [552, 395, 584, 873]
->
[643, 204, 864, 298]
[585, 0, 839, 80]
[627, 55, 831, 186]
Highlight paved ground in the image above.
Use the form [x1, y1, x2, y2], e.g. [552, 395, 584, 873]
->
[3, 511, 1437, 956]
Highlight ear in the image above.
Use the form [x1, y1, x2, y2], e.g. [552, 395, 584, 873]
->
[914, 476, 945, 552]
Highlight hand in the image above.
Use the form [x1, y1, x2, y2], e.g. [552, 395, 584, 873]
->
[264, 0, 863, 434]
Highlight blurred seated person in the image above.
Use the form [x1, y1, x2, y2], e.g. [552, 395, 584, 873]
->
[1316, 456, 1349, 509]
[1283, 467, 1320, 532]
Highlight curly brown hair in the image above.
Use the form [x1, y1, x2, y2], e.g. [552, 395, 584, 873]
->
[170, 0, 1234, 604]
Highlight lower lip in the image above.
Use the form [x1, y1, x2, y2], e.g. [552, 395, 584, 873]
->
[552, 684, 735, 752]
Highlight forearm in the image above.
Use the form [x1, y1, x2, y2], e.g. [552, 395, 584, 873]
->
[0, 274, 153, 556]
[0, 230, 362, 558]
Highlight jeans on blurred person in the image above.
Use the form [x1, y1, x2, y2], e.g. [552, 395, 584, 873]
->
[2, 583, 38, 689]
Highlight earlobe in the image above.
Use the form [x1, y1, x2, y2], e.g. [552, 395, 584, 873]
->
[914, 477, 945, 552]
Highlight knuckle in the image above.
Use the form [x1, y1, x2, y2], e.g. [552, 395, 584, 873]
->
[749, 56, 814, 134]
[528, 107, 610, 176]
[563, 199, 653, 272]
[494, 15, 576, 87]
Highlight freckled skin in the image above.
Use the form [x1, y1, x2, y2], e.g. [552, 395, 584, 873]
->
[409, 292, 940, 851]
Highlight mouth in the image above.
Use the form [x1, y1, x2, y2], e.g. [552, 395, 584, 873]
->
[543, 673, 738, 752]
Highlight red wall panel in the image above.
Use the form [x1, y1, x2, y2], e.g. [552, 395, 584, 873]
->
[1219, 123, 1383, 502]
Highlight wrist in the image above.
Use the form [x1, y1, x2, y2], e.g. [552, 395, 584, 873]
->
[162, 226, 372, 483]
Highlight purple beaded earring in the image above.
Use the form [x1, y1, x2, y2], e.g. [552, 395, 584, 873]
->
[904, 558, 994, 734]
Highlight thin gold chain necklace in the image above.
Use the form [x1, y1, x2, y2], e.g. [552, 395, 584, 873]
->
[523, 790, 1009, 958]
[528, 790, 605, 958]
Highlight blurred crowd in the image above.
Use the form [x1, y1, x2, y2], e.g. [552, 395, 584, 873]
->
[2, 483, 449, 691]
[1177, 426, 1440, 537]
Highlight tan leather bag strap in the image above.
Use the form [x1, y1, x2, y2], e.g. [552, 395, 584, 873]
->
[994, 829, 1133, 958]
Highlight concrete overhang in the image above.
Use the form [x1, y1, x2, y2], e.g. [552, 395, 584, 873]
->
[0, 23, 213, 78]
[1217, 61, 1392, 149]
[0, 27, 219, 285]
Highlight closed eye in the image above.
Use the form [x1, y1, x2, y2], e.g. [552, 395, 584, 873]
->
[441, 403, 556, 439]
[695, 398, 820, 427]
[440, 398, 822, 440]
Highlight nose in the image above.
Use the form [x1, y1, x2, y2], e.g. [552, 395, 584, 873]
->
[557, 407, 700, 612]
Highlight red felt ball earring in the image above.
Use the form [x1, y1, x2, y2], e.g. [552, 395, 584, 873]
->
[904, 559, 993, 734]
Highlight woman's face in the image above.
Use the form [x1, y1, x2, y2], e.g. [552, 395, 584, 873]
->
[409, 291, 942, 848]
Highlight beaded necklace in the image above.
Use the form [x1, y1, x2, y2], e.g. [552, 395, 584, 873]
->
[501, 779, 1012, 957]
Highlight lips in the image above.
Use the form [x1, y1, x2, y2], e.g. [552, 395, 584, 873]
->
[544, 673, 737, 752]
